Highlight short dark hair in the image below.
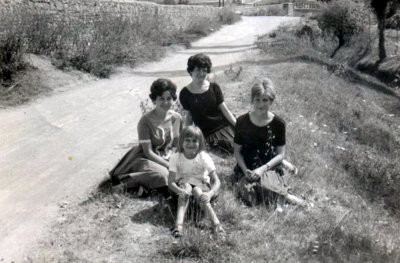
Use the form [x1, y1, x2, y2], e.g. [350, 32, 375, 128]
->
[178, 126, 206, 154]
[187, 53, 212, 74]
[149, 78, 177, 101]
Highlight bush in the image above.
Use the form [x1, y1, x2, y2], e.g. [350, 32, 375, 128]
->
[218, 7, 241, 25]
[0, 34, 26, 84]
[316, 0, 365, 57]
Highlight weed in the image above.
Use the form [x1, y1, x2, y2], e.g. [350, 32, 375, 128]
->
[0, 33, 26, 85]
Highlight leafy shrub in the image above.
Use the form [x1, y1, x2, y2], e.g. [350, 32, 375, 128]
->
[294, 20, 323, 42]
[218, 7, 241, 25]
[316, 0, 365, 57]
[0, 34, 26, 84]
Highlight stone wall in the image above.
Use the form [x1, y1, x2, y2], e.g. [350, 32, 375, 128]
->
[0, 0, 222, 32]
[234, 3, 289, 16]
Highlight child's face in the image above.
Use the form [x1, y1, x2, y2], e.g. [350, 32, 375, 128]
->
[153, 91, 174, 111]
[190, 67, 208, 82]
[182, 135, 200, 158]
[252, 92, 273, 113]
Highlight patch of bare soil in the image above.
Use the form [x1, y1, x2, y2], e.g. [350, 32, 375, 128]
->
[0, 55, 95, 108]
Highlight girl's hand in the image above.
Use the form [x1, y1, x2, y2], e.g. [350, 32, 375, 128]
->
[200, 192, 211, 203]
[246, 170, 260, 182]
[179, 188, 192, 197]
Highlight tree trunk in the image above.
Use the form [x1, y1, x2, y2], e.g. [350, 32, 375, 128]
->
[331, 35, 345, 58]
[378, 17, 387, 62]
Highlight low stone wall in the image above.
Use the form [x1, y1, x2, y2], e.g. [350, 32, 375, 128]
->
[234, 3, 290, 16]
[0, 0, 221, 32]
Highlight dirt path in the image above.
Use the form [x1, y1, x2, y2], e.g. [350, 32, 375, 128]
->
[0, 16, 299, 262]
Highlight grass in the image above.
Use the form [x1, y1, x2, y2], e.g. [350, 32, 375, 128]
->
[29, 50, 400, 262]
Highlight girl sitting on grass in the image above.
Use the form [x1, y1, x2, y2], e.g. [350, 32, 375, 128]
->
[179, 53, 236, 154]
[168, 126, 224, 238]
[233, 78, 309, 207]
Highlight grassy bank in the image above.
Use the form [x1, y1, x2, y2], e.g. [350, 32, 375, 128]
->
[29, 47, 400, 262]
[257, 0, 400, 91]
[0, 7, 240, 107]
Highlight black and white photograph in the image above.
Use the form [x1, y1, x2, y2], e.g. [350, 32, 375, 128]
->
[0, 0, 399, 262]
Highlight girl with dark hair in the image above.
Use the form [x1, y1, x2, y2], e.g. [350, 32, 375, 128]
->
[179, 53, 236, 154]
[168, 126, 223, 238]
[110, 78, 182, 195]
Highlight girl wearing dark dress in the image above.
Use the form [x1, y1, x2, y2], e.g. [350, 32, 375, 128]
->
[110, 78, 182, 195]
[179, 53, 236, 154]
[233, 78, 308, 207]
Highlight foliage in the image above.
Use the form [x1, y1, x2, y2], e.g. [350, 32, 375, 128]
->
[218, 7, 241, 24]
[0, 34, 26, 84]
[316, 0, 364, 57]
[1, 7, 240, 79]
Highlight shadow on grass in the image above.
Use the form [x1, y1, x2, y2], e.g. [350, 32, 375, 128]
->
[130, 203, 175, 228]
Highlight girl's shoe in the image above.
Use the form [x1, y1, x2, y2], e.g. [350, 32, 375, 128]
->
[171, 224, 183, 238]
[285, 193, 307, 206]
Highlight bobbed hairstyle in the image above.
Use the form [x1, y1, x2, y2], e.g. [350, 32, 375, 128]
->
[149, 78, 177, 101]
[178, 125, 206, 154]
[187, 53, 212, 74]
[251, 77, 276, 103]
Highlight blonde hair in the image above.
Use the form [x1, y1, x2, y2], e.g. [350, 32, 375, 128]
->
[177, 126, 206, 154]
[251, 77, 276, 102]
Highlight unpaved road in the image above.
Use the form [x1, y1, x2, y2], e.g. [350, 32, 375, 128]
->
[0, 16, 299, 262]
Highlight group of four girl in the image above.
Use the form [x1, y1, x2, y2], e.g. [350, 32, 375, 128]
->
[110, 53, 306, 238]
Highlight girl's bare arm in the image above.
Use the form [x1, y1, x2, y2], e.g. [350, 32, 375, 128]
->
[253, 145, 285, 175]
[183, 110, 193, 126]
[168, 171, 190, 195]
[234, 143, 248, 175]
[219, 102, 236, 127]
[208, 170, 221, 197]
[141, 142, 169, 168]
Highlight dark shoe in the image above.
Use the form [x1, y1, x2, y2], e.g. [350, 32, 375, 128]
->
[171, 224, 183, 238]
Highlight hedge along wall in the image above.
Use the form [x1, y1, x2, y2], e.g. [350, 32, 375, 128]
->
[0, 0, 222, 32]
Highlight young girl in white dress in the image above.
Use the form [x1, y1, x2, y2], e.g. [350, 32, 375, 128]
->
[168, 126, 224, 238]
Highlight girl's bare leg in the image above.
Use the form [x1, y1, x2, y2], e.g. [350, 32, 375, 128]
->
[176, 183, 192, 226]
[192, 187, 220, 227]
[284, 193, 307, 206]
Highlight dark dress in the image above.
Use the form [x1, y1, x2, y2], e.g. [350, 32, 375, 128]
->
[179, 82, 234, 154]
[233, 112, 289, 206]
[110, 111, 181, 190]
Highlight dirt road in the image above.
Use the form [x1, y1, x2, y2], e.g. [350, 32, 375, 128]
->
[0, 16, 299, 261]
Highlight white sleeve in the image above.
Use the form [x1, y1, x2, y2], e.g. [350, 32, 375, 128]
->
[169, 153, 178, 172]
[202, 152, 216, 172]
